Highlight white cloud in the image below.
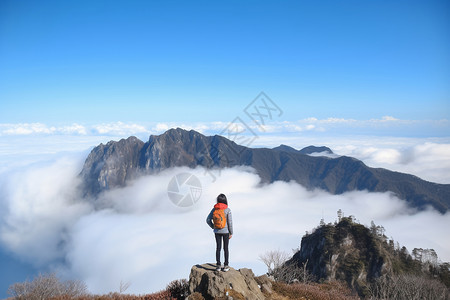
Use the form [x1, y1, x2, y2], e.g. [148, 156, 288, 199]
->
[209, 121, 229, 130]
[153, 123, 170, 133]
[0, 123, 88, 136]
[1, 158, 449, 295]
[380, 116, 399, 122]
[302, 117, 318, 122]
[338, 142, 450, 184]
[178, 123, 212, 134]
[272, 117, 450, 137]
[0, 155, 91, 265]
[0, 123, 56, 135]
[60, 169, 450, 294]
[60, 123, 88, 135]
[308, 151, 340, 159]
[1, 117, 449, 139]
[320, 117, 357, 124]
[0, 123, 449, 295]
[92, 122, 149, 136]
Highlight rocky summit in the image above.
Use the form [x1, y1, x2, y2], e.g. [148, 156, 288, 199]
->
[188, 263, 271, 300]
[79, 128, 450, 212]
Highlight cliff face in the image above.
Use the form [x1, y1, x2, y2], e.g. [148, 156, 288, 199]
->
[138, 128, 240, 171]
[80, 136, 145, 196]
[79, 128, 450, 212]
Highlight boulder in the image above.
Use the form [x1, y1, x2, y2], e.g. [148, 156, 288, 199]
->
[254, 274, 273, 295]
[189, 263, 266, 300]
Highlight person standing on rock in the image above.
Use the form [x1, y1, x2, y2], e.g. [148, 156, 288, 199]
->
[206, 193, 233, 272]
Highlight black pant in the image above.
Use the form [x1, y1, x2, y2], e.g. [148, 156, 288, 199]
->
[215, 233, 229, 266]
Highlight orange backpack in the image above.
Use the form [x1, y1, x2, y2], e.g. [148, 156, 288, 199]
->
[213, 208, 227, 229]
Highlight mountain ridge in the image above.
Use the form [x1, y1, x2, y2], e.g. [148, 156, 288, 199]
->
[79, 128, 450, 212]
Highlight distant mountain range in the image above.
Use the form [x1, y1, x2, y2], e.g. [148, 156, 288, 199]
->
[79, 128, 450, 212]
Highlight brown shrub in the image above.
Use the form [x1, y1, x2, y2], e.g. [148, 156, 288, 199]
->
[369, 274, 449, 300]
[7, 272, 175, 300]
[272, 281, 359, 300]
[166, 279, 189, 300]
[49, 290, 174, 300]
[8, 273, 87, 300]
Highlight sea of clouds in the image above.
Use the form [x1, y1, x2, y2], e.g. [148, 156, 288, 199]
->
[0, 146, 449, 295]
[1, 126, 450, 295]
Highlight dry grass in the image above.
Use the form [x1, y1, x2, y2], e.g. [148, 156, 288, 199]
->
[271, 281, 360, 300]
[48, 290, 175, 300]
[187, 292, 205, 300]
[214, 288, 246, 300]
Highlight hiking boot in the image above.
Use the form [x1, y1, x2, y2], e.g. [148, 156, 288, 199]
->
[216, 264, 222, 271]
[222, 265, 230, 272]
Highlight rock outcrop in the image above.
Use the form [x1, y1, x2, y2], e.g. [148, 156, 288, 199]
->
[188, 263, 270, 300]
[290, 217, 391, 297]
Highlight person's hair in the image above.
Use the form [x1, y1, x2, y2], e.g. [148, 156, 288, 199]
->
[217, 193, 228, 205]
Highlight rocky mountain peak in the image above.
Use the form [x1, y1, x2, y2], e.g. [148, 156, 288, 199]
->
[289, 216, 450, 297]
[78, 128, 450, 212]
[272, 144, 299, 153]
[291, 217, 387, 294]
[150, 127, 200, 143]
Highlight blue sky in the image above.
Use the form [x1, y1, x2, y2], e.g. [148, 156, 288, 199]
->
[1, 2, 450, 296]
[1, 0, 449, 126]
